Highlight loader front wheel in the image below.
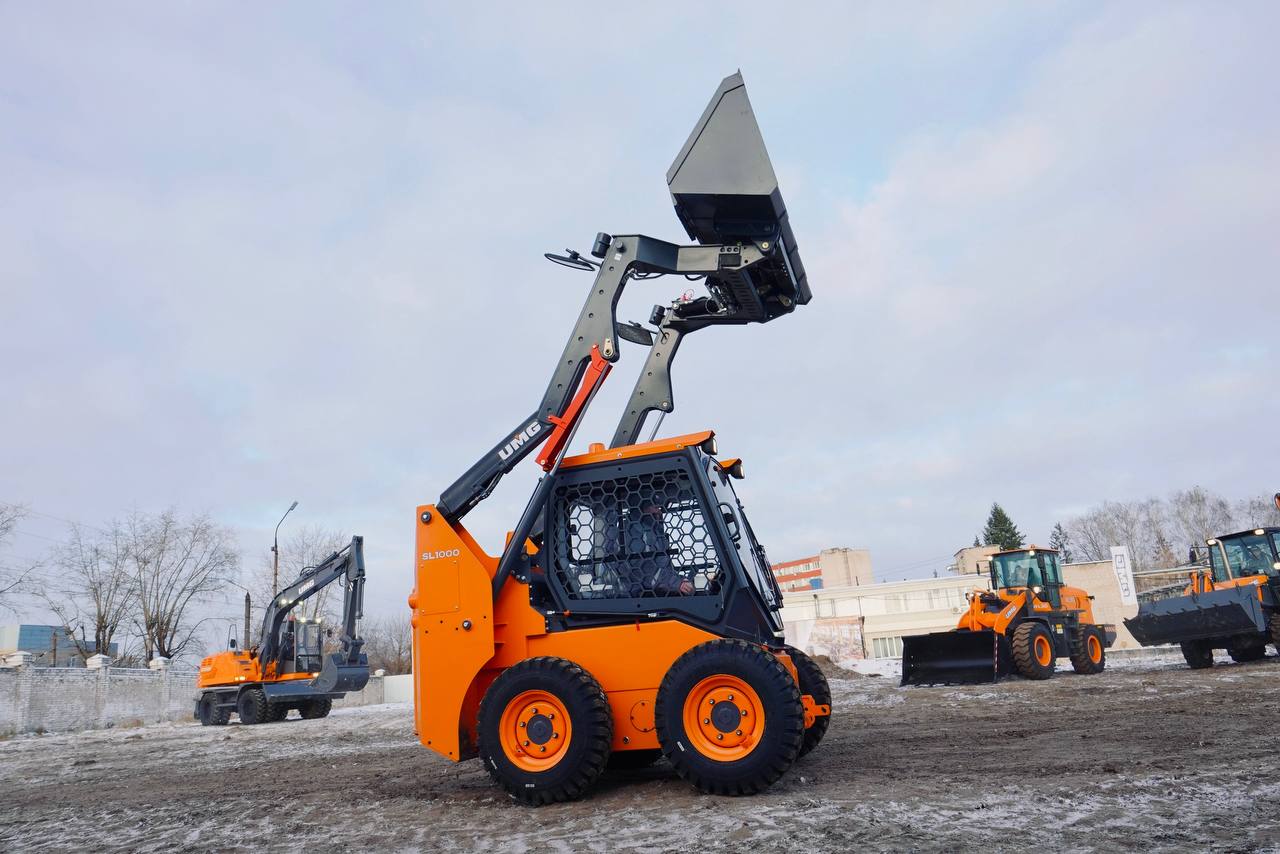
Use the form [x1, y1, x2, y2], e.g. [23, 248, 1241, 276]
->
[300, 697, 332, 719]
[1181, 640, 1214, 669]
[1227, 640, 1267, 663]
[1269, 612, 1280, 649]
[477, 657, 612, 806]
[655, 640, 804, 796]
[1069, 625, 1106, 675]
[1012, 622, 1056, 680]
[236, 688, 269, 725]
[786, 647, 831, 758]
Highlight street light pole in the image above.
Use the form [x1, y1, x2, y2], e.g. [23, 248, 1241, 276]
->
[272, 500, 299, 597]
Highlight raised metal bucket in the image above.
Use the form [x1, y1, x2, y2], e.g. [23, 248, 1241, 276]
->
[1124, 585, 1266, 646]
[901, 630, 1013, 686]
[312, 652, 370, 695]
[668, 72, 809, 322]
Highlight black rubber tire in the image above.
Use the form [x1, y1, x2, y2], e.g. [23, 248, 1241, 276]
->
[197, 694, 216, 726]
[237, 688, 269, 725]
[1269, 612, 1280, 649]
[1181, 640, 1214, 669]
[477, 657, 612, 806]
[1011, 622, 1056, 680]
[1068, 625, 1107, 675]
[1227, 640, 1267, 663]
[300, 697, 332, 720]
[655, 639, 804, 796]
[606, 749, 663, 770]
[266, 702, 290, 722]
[786, 647, 831, 758]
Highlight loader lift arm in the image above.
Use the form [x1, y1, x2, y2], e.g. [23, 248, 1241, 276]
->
[258, 535, 367, 686]
[436, 72, 810, 525]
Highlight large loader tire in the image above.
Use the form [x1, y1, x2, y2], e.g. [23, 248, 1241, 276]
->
[786, 646, 831, 758]
[300, 697, 332, 720]
[266, 702, 290, 722]
[477, 657, 612, 806]
[1227, 639, 1267, 663]
[1069, 625, 1107, 675]
[236, 688, 269, 725]
[1011, 622, 1056, 680]
[1269, 612, 1280, 650]
[1181, 640, 1214, 669]
[655, 640, 804, 796]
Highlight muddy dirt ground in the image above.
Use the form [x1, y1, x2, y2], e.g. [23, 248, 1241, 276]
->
[2, 657, 1279, 853]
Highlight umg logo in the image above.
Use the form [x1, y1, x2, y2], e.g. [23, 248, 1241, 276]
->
[498, 421, 542, 461]
[422, 549, 461, 561]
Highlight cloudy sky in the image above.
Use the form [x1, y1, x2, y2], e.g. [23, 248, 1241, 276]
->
[2, 2, 1277, 628]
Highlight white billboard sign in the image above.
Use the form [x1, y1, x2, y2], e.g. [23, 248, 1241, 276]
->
[1110, 545, 1137, 607]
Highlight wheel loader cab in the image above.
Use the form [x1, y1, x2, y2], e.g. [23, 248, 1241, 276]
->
[1208, 529, 1280, 581]
[533, 435, 783, 642]
[990, 548, 1062, 608]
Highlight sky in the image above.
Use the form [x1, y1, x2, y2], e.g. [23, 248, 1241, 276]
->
[2, 2, 1278, 635]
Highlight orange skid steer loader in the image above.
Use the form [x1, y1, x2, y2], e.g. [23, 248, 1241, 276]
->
[408, 74, 831, 804]
[901, 547, 1116, 686]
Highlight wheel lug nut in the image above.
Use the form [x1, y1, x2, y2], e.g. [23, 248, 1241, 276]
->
[552, 732, 559, 739]
[523, 740, 529, 747]
[716, 734, 723, 740]
[736, 730, 742, 736]
[531, 708, 538, 714]
[540, 746, 547, 752]
[548, 713, 555, 720]
[708, 699, 715, 705]
[519, 721, 526, 728]
[741, 710, 748, 716]
[727, 694, 734, 701]
[703, 718, 710, 725]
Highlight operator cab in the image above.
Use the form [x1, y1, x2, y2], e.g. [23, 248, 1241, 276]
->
[989, 547, 1063, 608]
[1207, 528, 1280, 581]
[278, 616, 325, 675]
[533, 431, 784, 643]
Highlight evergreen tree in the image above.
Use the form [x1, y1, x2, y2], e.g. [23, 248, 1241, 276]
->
[1048, 522, 1073, 563]
[972, 535, 981, 547]
[982, 503, 1025, 550]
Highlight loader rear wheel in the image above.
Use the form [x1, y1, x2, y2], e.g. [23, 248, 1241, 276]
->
[1181, 640, 1214, 669]
[236, 688, 269, 725]
[786, 647, 831, 758]
[655, 640, 804, 796]
[1228, 640, 1267, 663]
[477, 657, 612, 806]
[1270, 613, 1280, 649]
[1069, 625, 1106, 675]
[300, 697, 332, 719]
[1011, 622, 1056, 680]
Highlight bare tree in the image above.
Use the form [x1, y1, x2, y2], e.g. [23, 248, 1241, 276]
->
[127, 510, 239, 662]
[41, 521, 137, 661]
[1065, 498, 1169, 571]
[1234, 493, 1280, 529]
[245, 524, 348, 640]
[364, 613, 412, 675]
[0, 503, 35, 611]
[1167, 486, 1235, 551]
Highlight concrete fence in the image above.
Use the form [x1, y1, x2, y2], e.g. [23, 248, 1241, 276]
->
[0, 663, 389, 737]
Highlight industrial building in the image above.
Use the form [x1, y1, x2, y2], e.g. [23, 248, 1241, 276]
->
[0, 625, 117, 667]
[770, 547, 873, 592]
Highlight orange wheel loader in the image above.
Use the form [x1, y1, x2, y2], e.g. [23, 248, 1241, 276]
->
[901, 547, 1116, 686]
[196, 537, 368, 725]
[408, 73, 831, 804]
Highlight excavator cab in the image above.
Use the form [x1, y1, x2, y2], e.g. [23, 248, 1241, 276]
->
[283, 617, 324, 675]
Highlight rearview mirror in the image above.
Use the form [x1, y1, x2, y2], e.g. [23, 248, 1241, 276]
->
[228, 638, 236, 650]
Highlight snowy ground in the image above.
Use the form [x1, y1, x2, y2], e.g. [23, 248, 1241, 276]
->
[3, 659, 1280, 853]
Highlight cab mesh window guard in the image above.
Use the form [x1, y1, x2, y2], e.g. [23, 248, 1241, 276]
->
[551, 467, 722, 600]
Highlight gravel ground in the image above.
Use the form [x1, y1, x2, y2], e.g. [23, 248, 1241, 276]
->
[2, 656, 1279, 853]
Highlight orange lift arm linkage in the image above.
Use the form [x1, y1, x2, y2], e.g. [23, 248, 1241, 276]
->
[535, 346, 611, 471]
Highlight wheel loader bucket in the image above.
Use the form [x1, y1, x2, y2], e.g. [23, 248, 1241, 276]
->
[900, 630, 1014, 686]
[312, 651, 370, 695]
[667, 71, 809, 322]
[1124, 585, 1266, 647]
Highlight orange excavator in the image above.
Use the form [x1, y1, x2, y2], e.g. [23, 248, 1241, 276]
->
[195, 537, 368, 725]
[407, 73, 831, 804]
[901, 546, 1116, 685]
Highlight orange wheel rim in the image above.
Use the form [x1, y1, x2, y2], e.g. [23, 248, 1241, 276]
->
[499, 690, 572, 772]
[682, 674, 764, 761]
[1034, 635, 1053, 666]
[1087, 634, 1102, 663]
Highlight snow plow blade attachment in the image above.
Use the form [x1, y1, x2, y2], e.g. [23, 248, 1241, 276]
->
[667, 72, 809, 322]
[900, 630, 1013, 686]
[312, 652, 370, 695]
[1124, 585, 1266, 647]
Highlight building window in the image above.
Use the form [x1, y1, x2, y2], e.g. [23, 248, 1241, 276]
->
[871, 636, 903, 658]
